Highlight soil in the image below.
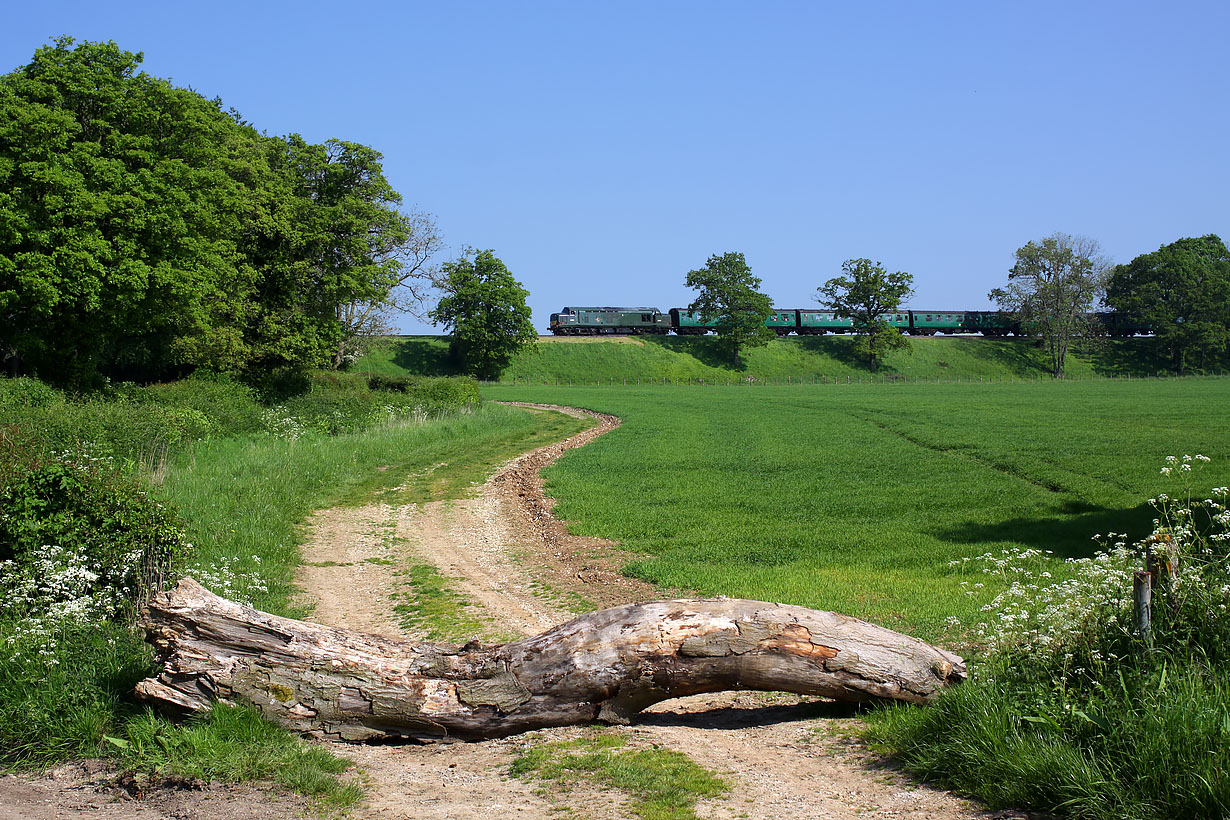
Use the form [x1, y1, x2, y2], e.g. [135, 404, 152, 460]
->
[0, 404, 1037, 820]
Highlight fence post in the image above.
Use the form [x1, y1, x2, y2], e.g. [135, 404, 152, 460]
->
[1133, 570, 1153, 643]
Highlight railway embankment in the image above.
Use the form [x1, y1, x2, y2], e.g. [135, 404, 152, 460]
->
[358, 334, 1205, 384]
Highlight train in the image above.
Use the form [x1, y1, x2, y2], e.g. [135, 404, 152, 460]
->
[547, 306, 1152, 338]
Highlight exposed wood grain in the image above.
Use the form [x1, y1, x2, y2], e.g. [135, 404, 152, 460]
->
[137, 579, 965, 742]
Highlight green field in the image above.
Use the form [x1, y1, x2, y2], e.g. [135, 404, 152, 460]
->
[357, 335, 1201, 385]
[483, 379, 1230, 639]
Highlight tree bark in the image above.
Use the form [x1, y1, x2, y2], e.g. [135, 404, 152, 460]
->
[136, 579, 966, 742]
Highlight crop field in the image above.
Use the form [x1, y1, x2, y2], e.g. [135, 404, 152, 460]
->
[482, 378, 1230, 640]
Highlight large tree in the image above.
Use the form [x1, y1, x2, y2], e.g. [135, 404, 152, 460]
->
[267, 136, 440, 370]
[0, 38, 267, 385]
[990, 234, 1108, 378]
[1106, 235, 1230, 373]
[817, 258, 914, 368]
[684, 252, 774, 366]
[0, 38, 435, 387]
[429, 249, 536, 379]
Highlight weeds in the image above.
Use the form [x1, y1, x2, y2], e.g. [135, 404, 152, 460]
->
[112, 704, 362, 809]
[511, 729, 730, 820]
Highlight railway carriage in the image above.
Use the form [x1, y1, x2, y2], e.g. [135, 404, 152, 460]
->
[547, 304, 1149, 339]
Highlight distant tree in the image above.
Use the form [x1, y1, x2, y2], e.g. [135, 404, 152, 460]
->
[817, 258, 914, 369]
[429, 250, 536, 379]
[1106, 235, 1230, 373]
[333, 208, 443, 367]
[990, 234, 1109, 378]
[684, 252, 774, 366]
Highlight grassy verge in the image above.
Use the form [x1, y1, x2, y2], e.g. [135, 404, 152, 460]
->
[482, 379, 1230, 641]
[511, 729, 730, 820]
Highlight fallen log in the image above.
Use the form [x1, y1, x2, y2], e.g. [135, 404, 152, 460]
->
[136, 578, 966, 742]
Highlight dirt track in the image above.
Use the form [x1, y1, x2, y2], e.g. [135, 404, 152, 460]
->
[0, 404, 1032, 820]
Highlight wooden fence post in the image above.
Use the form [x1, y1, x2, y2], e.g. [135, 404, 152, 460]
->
[1133, 570, 1152, 643]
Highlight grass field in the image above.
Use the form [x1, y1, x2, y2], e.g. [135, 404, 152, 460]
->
[482, 378, 1230, 640]
[356, 335, 1201, 385]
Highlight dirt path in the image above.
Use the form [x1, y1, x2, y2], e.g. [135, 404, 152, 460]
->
[1, 404, 1032, 820]
[293, 403, 1027, 820]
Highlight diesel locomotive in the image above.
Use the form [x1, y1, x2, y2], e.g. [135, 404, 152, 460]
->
[547, 306, 1151, 337]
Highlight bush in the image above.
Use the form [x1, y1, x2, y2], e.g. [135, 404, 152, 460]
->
[261, 373, 480, 440]
[0, 448, 185, 626]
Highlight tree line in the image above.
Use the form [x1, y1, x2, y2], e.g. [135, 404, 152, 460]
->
[686, 234, 1230, 376]
[0, 38, 537, 389]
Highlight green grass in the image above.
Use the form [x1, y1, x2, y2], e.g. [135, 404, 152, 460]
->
[357, 334, 1206, 384]
[865, 661, 1230, 820]
[159, 403, 591, 616]
[390, 561, 502, 642]
[481, 379, 1230, 640]
[113, 704, 363, 809]
[511, 729, 730, 820]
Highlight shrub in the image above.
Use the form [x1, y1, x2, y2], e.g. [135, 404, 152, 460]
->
[0, 448, 185, 626]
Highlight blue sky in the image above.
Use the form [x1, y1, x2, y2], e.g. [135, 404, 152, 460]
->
[5, 1, 1228, 333]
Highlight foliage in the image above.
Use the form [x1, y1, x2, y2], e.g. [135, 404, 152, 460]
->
[511, 729, 730, 820]
[0, 38, 433, 388]
[990, 233, 1109, 378]
[684, 251, 774, 366]
[1106, 234, 1230, 374]
[0, 449, 184, 622]
[0, 620, 155, 769]
[867, 458, 1230, 819]
[430, 249, 536, 379]
[817, 258, 914, 368]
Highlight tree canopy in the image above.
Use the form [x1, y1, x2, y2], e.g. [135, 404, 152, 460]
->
[1106, 235, 1230, 373]
[684, 252, 774, 366]
[990, 234, 1108, 378]
[817, 258, 914, 368]
[429, 250, 536, 380]
[0, 37, 436, 388]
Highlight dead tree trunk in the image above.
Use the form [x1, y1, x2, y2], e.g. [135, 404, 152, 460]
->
[137, 579, 966, 742]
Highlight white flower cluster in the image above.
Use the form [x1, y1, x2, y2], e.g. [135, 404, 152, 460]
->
[260, 407, 310, 442]
[949, 455, 1229, 677]
[186, 553, 269, 605]
[0, 544, 132, 661]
